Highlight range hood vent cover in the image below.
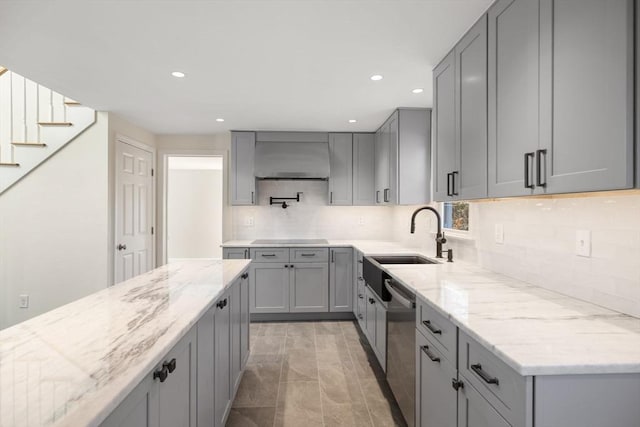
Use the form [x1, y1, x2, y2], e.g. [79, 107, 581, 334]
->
[254, 133, 330, 179]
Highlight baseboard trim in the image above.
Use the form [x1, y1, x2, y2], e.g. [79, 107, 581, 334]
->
[251, 312, 356, 322]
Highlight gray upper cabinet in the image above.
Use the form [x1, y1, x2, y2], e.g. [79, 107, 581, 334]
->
[487, 0, 540, 198]
[538, 0, 634, 193]
[353, 133, 376, 205]
[456, 15, 488, 200]
[376, 109, 431, 205]
[433, 51, 457, 202]
[328, 133, 353, 205]
[230, 131, 256, 205]
[329, 248, 353, 312]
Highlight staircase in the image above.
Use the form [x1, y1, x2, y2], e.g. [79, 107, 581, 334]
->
[0, 66, 96, 194]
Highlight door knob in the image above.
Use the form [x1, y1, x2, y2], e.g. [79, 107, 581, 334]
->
[117, 244, 127, 251]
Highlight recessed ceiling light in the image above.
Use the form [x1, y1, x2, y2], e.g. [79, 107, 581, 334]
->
[171, 71, 185, 78]
[370, 74, 383, 81]
[216, 118, 225, 122]
[349, 119, 357, 123]
[412, 88, 424, 94]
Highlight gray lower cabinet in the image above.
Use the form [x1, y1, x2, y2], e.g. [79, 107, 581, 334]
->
[240, 272, 250, 369]
[102, 330, 198, 427]
[416, 330, 456, 427]
[103, 275, 249, 427]
[328, 133, 353, 205]
[222, 247, 249, 260]
[250, 263, 290, 313]
[352, 133, 375, 205]
[214, 291, 232, 427]
[230, 131, 256, 205]
[457, 375, 511, 427]
[364, 286, 386, 371]
[289, 262, 329, 312]
[329, 248, 353, 312]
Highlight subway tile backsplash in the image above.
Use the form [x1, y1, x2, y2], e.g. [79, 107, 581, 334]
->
[231, 180, 640, 317]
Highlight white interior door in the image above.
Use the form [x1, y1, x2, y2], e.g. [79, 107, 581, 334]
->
[115, 139, 154, 284]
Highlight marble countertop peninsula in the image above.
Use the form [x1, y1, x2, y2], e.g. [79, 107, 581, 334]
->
[0, 259, 250, 427]
[223, 239, 640, 376]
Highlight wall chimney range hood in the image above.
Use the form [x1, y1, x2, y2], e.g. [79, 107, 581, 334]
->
[254, 132, 330, 179]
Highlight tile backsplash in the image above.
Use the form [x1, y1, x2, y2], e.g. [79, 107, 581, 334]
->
[232, 180, 394, 240]
[231, 181, 640, 317]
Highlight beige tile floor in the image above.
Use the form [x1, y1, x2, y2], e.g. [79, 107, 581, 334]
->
[228, 321, 407, 427]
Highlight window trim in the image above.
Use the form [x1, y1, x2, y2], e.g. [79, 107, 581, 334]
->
[441, 201, 472, 238]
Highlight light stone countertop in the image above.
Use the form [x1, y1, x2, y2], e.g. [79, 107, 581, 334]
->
[0, 259, 251, 427]
[223, 239, 640, 376]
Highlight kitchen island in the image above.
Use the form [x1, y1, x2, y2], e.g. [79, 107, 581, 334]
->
[0, 259, 250, 427]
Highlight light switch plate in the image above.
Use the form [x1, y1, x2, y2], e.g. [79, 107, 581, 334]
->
[576, 229, 591, 257]
[494, 224, 504, 244]
[244, 216, 254, 227]
[19, 294, 29, 308]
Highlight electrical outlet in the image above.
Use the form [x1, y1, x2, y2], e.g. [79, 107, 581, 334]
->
[244, 216, 254, 227]
[494, 224, 504, 244]
[358, 216, 365, 226]
[19, 294, 29, 309]
[576, 229, 591, 257]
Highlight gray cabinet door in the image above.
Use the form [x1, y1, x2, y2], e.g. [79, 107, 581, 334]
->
[158, 328, 197, 427]
[457, 375, 511, 427]
[364, 287, 376, 342]
[196, 307, 215, 427]
[250, 263, 289, 313]
[230, 279, 242, 394]
[375, 124, 390, 204]
[230, 131, 256, 205]
[329, 248, 353, 312]
[416, 332, 457, 427]
[289, 262, 329, 313]
[329, 133, 353, 205]
[387, 112, 399, 204]
[214, 291, 232, 427]
[353, 133, 376, 205]
[456, 15, 488, 200]
[538, 0, 634, 194]
[487, 0, 540, 198]
[433, 52, 457, 202]
[374, 295, 386, 370]
[240, 273, 250, 369]
[101, 373, 159, 427]
[222, 248, 248, 259]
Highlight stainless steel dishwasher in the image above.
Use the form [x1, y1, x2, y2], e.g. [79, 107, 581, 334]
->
[385, 278, 416, 427]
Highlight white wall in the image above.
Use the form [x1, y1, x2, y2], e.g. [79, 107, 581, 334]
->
[0, 113, 110, 329]
[232, 180, 394, 240]
[167, 168, 223, 259]
[392, 193, 640, 318]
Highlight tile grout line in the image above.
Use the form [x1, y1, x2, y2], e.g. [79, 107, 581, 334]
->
[344, 321, 376, 427]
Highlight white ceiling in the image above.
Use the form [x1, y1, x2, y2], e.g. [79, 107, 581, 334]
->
[0, 0, 491, 134]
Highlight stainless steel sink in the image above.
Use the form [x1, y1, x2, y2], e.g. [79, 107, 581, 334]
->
[369, 255, 438, 265]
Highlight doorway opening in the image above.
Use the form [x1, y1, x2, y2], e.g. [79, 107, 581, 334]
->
[166, 156, 224, 262]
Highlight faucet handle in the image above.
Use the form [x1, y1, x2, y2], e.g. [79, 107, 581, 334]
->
[437, 231, 447, 244]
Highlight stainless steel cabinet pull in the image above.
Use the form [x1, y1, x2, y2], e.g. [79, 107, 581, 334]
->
[331, 250, 335, 263]
[384, 188, 390, 202]
[446, 172, 452, 197]
[330, 191, 333, 204]
[251, 191, 254, 204]
[524, 152, 535, 189]
[376, 190, 380, 203]
[422, 320, 442, 335]
[301, 253, 316, 257]
[470, 364, 499, 385]
[536, 149, 547, 187]
[421, 345, 440, 363]
[244, 249, 248, 259]
[261, 254, 276, 257]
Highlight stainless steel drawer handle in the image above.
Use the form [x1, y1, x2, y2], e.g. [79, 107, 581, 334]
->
[470, 364, 499, 385]
[421, 345, 440, 363]
[422, 320, 442, 335]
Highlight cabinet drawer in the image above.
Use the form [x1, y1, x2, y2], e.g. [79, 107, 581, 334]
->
[459, 330, 530, 426]
[290, 247, 328, 263]
[416, 297, 457, 363]
[250, 248, 289, 262]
